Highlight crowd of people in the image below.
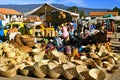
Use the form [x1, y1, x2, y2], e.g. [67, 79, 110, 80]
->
[0, 19, 110, 47]
[42, 20, 109, 54]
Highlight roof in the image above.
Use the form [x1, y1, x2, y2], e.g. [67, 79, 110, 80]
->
[0, 8, 22, 15]
[24, 3, 79, 17]
[89, 12, 118, 16]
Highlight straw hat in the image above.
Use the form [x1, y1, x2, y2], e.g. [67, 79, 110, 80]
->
[89, 68, 106, 80]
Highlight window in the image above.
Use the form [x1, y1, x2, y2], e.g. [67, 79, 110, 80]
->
[6, 15, 8, 18]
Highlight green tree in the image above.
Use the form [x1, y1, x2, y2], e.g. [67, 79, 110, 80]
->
[67, 6, 79, 13]
[112, 7, 120, 15]
[67, 6, 86, 18]
[79, 10, 85, 18]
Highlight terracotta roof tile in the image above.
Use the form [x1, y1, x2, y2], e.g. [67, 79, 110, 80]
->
[89, 12, 118, 16]
[0, 8, 22, 15]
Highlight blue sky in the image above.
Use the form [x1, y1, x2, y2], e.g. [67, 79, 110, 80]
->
[0, 0, 120, 9]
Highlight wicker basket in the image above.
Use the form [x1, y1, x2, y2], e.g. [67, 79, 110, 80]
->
[21, 35, 34, 43]
[62, 62, 76, 80]
[89, 68, 106, 80]
[47, 61, 62, 78]
[18, 66, 33, 76]
[32, 48, 41, 55]
[76, 65, 89, 80]
[14, 34, 24, 46]
[32, 60, 49, 78]
[25, 41, 35, 47]
[5, 51, 16, 58]
[0, 64, 18, 77]
[20, 46, 32, 52]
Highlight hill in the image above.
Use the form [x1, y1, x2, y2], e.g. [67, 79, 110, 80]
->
[0, 4, 110, 15]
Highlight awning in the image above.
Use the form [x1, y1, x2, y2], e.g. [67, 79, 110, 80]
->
[24, 3, 79, 17]
[103, 14, 113, 18]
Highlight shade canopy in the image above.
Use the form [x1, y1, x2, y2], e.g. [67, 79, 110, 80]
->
[103, 14, 113, 18]
[24, 3, 79, 17]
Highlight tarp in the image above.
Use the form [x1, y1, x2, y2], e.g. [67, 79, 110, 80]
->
[24, 3, 79, 17]
[0, 20, 4, 37]
[103, 14, 113, 18]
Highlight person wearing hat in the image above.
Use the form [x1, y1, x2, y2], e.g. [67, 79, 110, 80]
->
[61, 24, 69, 45]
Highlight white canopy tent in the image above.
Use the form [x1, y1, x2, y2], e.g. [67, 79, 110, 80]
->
[24, 3, 79, 19]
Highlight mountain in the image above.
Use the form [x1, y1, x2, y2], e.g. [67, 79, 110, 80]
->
[0, 4, 110, 15]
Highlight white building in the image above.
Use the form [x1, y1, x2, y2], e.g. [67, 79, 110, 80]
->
[0, 8, 23, 26]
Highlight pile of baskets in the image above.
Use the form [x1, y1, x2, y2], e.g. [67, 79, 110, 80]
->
[11, 34, 35, 52]
[0, 40, 119, 80]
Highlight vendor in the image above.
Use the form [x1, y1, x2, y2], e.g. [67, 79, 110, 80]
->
[61, 24, 69, 45]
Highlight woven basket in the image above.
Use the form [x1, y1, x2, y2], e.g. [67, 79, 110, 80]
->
[76, 65, 89, 80]
[89, 68, 106, 80]
[25, 41, 35, 47]
[6, 51, 16, 58]
[21, 35, 34, 43]
[0, 64, 18, 77]
[32, 60, 49, 78]
[102, 56, 115, 65]
[62, 62, 76, 80]
[47, 61, 62, 78]
[18, 66, 33, 76]
[0, 50, 3, 56]
[20, 46, 32, 52]
[14, 34, 24, 46]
